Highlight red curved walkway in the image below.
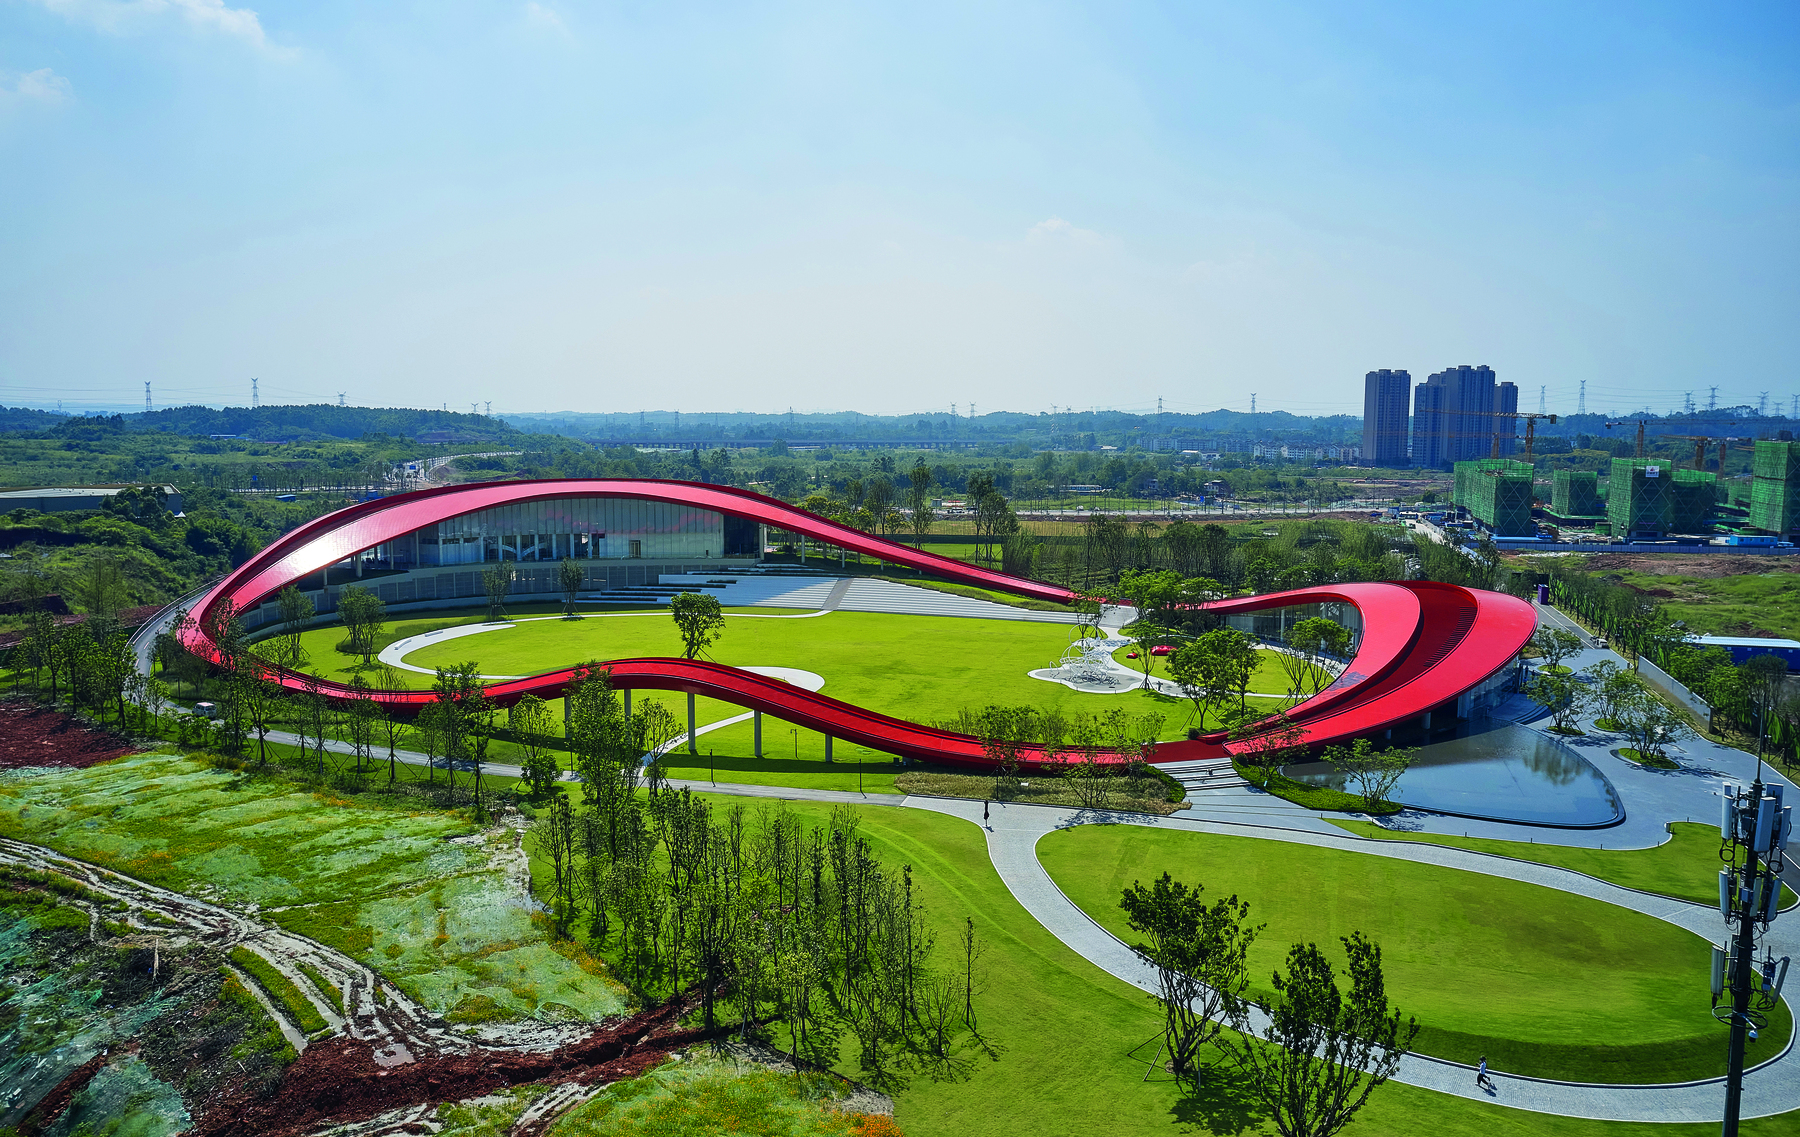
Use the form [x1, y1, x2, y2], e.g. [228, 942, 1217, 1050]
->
[179, 480, 1534, 770]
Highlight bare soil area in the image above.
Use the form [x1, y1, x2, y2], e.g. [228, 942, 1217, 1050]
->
[1576, 552, 1800, 579]
[0, 699, 138, 769]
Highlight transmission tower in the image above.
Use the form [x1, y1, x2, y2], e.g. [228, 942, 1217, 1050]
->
[144, 381, 151, 414]
[1578, 381, 1586, 415]
[1791, 395, 1798, 420]
[1709, 386, 1719, 411]
[252, 378, 260, 408]
[1684, 391, 1693, 414]
[1538, 386, 1546, 414]
[1251, 393, 1257, 414]
[1759, 392, 1769, 416]
[485, 401, 492, 416]
[337, 392, 347, 407]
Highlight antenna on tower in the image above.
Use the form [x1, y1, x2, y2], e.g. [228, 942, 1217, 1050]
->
[252, 378, 260, 409]
[1708, 385, 1718, 411]
[1577, 381, 1586, 415]
[144, 381, 152, 414]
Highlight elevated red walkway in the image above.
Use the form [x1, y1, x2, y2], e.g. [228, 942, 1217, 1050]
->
[180, 481, 1534, 771]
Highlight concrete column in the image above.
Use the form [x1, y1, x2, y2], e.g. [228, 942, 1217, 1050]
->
[688, 692, 697, 754]
[564, 697, 571, 739]
[754, 710, 763, 757]
[1421, 711, 1432, 731]
[623, 689, 631, 720]
[824, 735, 833, 763]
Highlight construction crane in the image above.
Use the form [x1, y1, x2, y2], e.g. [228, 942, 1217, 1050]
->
[1472, 410, 1560, 462]
[1661, 426, 1741, 472]
[1605, 418, 1651, 458]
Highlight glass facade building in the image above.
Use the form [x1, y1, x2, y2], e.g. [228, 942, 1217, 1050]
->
[416, 497, 745, 566]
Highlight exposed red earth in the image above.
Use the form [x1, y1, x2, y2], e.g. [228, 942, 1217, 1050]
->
[194, 996, 716, 1137]
[0, 699, 138, 769]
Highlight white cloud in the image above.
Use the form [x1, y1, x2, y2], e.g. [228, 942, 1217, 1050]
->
[1, 67, 73, 105]
[1027, 216, 1105, 245]
[523, 2, 570, 38]
[30, 0, 273, 49]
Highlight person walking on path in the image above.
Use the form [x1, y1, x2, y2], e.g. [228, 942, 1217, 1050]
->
[983, 799, 990, 827]
[1476, 1055, 1495, 1092]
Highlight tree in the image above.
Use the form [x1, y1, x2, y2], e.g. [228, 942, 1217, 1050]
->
[337, 585, 386, 668]
[1172, 626, 1259, 723]
[1530, 627, 1584, 674]
[276, 585, 315, 670]
[71, 555, 127, 621]
[1584, 660, 1636, 728]
[347, 674, 380, 772]
[482, 564, 514, 623]
[907, 459, 935, 548]
[511, 693, 561, 798]
[1226, 933, 1418, 1137]
[1117, 569, 1185, 689]
[1323, 738, 1416, 812]
[237, 662, 283, 766]
[670, 591, 726, 660]
[1741, 654, 1789, 755]
[1120, 872, 1261, 1088]
[1227, 709, 1308, 780]
[1283, 617, 1351, 700]
[1613, 681, 1690, 764]
[557, 556, 586, 619]
[1525, 667, 1591, 733]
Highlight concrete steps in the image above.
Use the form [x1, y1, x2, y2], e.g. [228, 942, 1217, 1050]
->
[1156, 757, 1250, 793]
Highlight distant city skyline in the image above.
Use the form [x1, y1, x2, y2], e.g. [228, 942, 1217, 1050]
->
[2, 2, 1796, 417]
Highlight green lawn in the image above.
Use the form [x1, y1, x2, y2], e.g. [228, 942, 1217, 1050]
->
[377, 608, 1197, 740]
[523, 794, 1794, 1137]
[1037, 823, 1786, 1084]
[1331, 820, 1798, 908]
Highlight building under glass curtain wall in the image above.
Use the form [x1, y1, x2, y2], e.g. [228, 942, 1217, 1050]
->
[411, 497, 758, 566]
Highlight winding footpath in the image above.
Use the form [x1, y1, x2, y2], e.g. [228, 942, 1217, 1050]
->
[120, 588, 1800, 1123]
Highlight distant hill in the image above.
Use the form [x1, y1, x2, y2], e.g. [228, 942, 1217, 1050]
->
[0, 406, 72, 433]
[84, 404, 527, 443]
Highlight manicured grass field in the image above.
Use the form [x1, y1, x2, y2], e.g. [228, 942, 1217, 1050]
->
[525, 795, 1795, 1137]
[1331, 819, 1798, 908]
[1036, 823, 1787, 1084]
[379, 608, 1195, 740]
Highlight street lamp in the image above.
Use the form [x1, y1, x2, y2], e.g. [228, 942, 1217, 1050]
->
[1714, 773, 1792, 1135]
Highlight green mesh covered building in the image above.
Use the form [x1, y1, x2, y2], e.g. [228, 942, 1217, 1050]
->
[1750, 440, 1800, 536]
[1604, 459, 1718, 538]
[1550, 470, 1605, 522]
[1453, 458, 1535, 537]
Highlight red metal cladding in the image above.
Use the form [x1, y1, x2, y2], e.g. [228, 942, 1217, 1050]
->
[178, 481, 1535, 770]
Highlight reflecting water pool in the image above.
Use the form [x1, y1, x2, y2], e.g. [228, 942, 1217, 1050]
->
[1283, 722, 1624, 828]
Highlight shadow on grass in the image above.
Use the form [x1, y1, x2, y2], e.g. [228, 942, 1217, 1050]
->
[656, 753, 902, 779]
[1169, 1060, 1270, 1136]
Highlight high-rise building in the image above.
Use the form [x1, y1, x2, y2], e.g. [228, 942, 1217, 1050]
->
[1413, 365, 1507, 468]
[1493, 380, 1519, 457]
[1361, 369, 1411, 466]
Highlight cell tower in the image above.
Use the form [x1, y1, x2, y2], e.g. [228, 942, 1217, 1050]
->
[1709, 386, 1719, 411]
[1578, 381, 1586, 415]
[144, 381, 151, 414]
[252, 378, 260, 408]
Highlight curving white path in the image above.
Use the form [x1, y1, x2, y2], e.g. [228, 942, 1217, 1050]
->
[377, 610, 841, 679]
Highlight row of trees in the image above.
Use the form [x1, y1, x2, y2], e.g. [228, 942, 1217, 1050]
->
[531, 673, 987, 1079]
[1122, 871, 1416, 1137]
[942, 703, 1168, 805]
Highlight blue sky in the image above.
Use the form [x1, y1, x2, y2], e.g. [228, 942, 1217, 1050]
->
[2, 1, 1796, 418]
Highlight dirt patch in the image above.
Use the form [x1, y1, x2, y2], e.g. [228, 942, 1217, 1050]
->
[1576, 553, 1800, 579]
[0, 699, 138, 769]
[193, 997, 715, 1137]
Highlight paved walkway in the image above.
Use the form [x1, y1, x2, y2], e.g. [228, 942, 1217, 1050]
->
[123, 589, 1800, 1121]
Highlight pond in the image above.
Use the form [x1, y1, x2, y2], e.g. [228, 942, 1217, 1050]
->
[1282, 722, 1624, 828]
